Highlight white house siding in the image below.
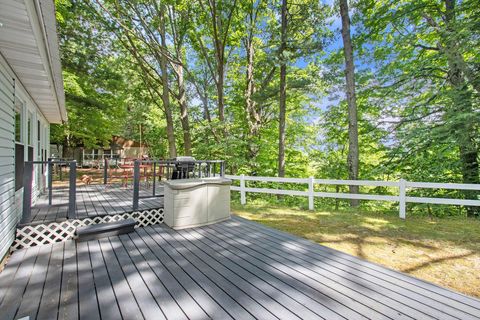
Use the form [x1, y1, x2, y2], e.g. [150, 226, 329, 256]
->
[0, 54, 51, 260]
[0, 59, 16, 260]
[0, 0, 64, 261]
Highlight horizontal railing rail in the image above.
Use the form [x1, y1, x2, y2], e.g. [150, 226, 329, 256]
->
[226, 175, 480, 219]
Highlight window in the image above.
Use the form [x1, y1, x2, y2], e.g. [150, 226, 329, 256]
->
[27, 112, 32, 145]
[15, 109, 22, 143]
[14, 101, 24, 190]
[38, 120, 41, 158]
[15, 144, 24, 191]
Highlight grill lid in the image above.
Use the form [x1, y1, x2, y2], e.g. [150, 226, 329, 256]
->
[172, 156, 196, 162]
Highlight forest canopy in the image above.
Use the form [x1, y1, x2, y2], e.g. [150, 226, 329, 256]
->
[52, 0, 480, 216]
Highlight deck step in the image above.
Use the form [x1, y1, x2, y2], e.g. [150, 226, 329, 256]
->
[75, 219, 136, 242]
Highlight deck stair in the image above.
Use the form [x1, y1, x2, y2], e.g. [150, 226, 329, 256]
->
[75, 218, 136, 241]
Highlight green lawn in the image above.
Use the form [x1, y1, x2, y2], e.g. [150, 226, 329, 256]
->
[231, 202, 480, 298]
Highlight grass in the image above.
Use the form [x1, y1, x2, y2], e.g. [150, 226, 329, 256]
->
[231, 202, 480, 298]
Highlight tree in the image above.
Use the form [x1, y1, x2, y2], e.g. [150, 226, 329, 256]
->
[357, 0, 479, 216]
[168, 5, 192, 155]
[278, 0, 288, 178]
[53, 0, 128, 152]
[339, 0, 360, 206]
[191, 0, 239, 123]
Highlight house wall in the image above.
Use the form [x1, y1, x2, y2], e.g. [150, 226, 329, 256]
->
[0, 58, 16, 261]
[0, 54, 50, 260]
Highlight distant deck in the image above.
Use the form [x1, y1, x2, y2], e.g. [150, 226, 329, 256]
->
[26, 184, 164, 225]
[1, 216, 479, 320]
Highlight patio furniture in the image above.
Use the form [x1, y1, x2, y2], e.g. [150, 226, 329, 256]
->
[117, 162, 151, 187]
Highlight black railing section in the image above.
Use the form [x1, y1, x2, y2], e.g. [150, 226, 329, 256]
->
[131, 159, 225, 210]
[22, 160, 77, 224]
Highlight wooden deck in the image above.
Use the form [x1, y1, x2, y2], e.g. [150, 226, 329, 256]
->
[27, 184, 164, 224]
[1, 216, 479, 320]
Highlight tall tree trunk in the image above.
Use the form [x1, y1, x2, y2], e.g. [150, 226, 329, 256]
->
[245, 37, 259, 135]
[443, 0, 479, 216]
[176, 57, 192, 156]
[159, 5, 176, 158]
[245, 32, 261, 163]
[217, 62, 225, 122]
[340, 0, 360, 207]
[278, 0, 287, 178]
[202, 95, 211, 122]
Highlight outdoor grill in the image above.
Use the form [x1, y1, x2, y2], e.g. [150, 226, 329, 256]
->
[171, 156, 196, 179]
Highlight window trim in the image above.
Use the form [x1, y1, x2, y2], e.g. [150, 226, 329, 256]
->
[14, 103, 23, 144]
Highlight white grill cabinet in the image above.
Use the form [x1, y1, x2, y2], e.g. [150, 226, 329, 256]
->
[164, 177, 232, 229]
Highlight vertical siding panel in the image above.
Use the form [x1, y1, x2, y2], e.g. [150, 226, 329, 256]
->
[0, 62, 17, 260]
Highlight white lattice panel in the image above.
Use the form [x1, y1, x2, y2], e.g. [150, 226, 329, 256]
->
[12, 208, 164, 251]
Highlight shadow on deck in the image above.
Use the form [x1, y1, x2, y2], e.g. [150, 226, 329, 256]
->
[26, 184, 164, 225]
[1, 216, 480, 320]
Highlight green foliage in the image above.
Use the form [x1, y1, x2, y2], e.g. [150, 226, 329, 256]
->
[54, 0, 479, 217]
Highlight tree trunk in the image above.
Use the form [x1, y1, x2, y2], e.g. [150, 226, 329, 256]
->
[202, 95, 212, 122]
[245, 37, 259, 135]
[443, 0, 479, 216]
[176, 59, 192, 156]
[278, 0, 287, 178]
[245, 33, 261, 162]
[159, 5, 176, 158]
[217, 62, 225, 122]
[340, 0, 360, 207]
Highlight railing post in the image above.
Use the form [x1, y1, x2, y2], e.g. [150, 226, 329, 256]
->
[133, 160, 140, 210]
[220, 161, 225, 177]
[21, 161, 33, 224]
[308, 176, 314, 211]
[240, 174, 246, 205]
[68, 161, 77, 219]
[399, 179, 406, 219]
[103, 158, 108, 184]
[48, 159, 53, 205]
[153, 162, 157, 196]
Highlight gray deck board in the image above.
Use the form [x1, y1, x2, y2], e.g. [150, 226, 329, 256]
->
[181, 227, 330, 319]
[199, 224, 373, 319]
[0, 248, 27, 305]
[36, 242, 64, 320]
[144, 226, 256, 320]
[26, 184, 164, 225]
[0, 245, 41, 320]
[98, 238, 143, 320]
[163, 227, 301, 320]
[133, 228, 230, 319]
[76, 241, 101, 320]
[234, 216, 480, 316]
[1, 218, 480, 320]
[159, 228, 280, 320]
[125, 233, 205, 320]
[58, 240, 78, 320]
[14, 244, 52, 320]
[87, 240, 123, 320]
[109, 236, 165, 320]
[212, 222, 444, 319]
[226, 217, 476, 319]
[119, 234, 188, 320]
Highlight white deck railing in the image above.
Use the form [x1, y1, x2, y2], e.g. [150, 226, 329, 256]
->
[225, 175, 480, 219]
